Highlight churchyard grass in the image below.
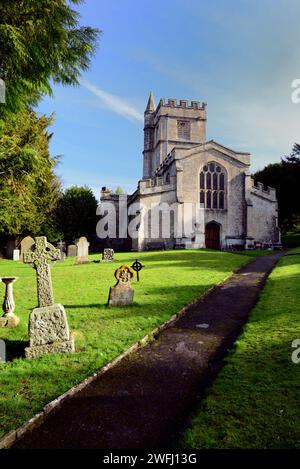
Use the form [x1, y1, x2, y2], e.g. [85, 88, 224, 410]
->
[181, 247, 300, 449]
[0, 249, 265, 438]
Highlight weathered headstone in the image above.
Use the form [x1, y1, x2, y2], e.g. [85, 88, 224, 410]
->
[75, 237, 90, 264]
[67, 244, 77, 257]
[20, 236, 34, 261]
[101, 248, 114, 263]
[56, 241, 66, 262]
[0, 277, 20, 328]
[13, 249, 20, 261]
[108, 265, 135, 307]
[24, 236, 75, 359]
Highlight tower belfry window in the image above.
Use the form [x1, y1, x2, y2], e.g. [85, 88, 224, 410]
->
[177, 120, 191, 140]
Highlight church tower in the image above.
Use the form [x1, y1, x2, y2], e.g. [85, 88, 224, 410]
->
[143, 92, 207, 179]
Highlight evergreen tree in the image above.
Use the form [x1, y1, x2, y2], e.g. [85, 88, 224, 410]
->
[0, 110, 62, 239]
[0, 0, 99, 119]
[54, 186, 98, 242]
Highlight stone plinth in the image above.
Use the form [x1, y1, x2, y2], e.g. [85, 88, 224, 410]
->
[25, 304, 75, 359]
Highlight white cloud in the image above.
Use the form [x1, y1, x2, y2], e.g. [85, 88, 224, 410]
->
[80, 78, 143, 123]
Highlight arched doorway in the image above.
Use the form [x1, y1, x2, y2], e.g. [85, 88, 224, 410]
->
[205, 222, 220, 249]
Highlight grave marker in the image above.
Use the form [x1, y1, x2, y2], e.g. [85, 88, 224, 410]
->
[13, 249, 20, 261]
[108, 265, 135, 307]
[67, 244, 77, 257]
[24, 236, 75, 359]
[20, 236, 34, 261]
[101, 248, 114, 263]
[75, 237, 90, 264]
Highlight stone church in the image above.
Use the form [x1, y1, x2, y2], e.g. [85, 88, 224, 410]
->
[101, 93, 280, 251]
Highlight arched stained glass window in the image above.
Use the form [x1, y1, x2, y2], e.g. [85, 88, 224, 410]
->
[199, 162, 226, 209]
[220, 173, 225, 191]
[200, 190, 205, 204]
[206, 173, 211, 189]
[200, 172, 205, 189]
[206, 190, 211, 208]
[213, 173, 218, 190]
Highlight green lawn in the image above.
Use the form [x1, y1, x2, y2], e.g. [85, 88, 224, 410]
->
[0, 249, 253, 438]
[181, 247, 300, 449]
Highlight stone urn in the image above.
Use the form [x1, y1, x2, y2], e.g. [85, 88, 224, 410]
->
[0, 277, 20, 327]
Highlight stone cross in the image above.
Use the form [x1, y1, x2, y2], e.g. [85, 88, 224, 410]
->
[24, 237, 61, 308]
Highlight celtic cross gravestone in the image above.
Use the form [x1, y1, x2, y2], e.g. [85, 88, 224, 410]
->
[24, 236, 75, 359]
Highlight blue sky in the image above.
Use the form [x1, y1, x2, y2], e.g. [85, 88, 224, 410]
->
[37, 0, 300, 196]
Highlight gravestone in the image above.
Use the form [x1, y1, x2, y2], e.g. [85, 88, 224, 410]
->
[101, 248, 114, 263]
[75, 237, 90, 264]
[24, 236, 75, 359]
[67, 244, 77, 257]
[56, 241, 66, 262]
[13, 249, 20, 261]
[20, 236, 34, 261]
[108, 265, 135, 307]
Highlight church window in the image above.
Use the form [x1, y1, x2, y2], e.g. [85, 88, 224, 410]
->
[213, 173, 218, 190]
[200, 172, 205, 189]
[200, 190, 205, 204]
[219, 192, 224, 209]
[220, 173, 225, 191]
[177, 120, 191, 140]
[206, 191, 211, 208]
[199, 162, 226, 209]
[213, 191, 218, 208]
[206, 173, 211, 189]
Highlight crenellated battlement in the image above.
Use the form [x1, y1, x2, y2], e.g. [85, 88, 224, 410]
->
[251, 180, 277, 201]
[139, 175, 176, 194]
[157, 98, 207, 111]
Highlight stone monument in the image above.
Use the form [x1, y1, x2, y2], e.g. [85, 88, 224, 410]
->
[75, 237, 90, 264]
[67, 244, 77, 257]
[0, 277, 20, 328]
[56, 241, 66, 262]
[24, 236, 75, 359]
[101, 248, 114, 263]
[108, 265, 135, 307]
[13, 249, 20, 261]
[20, 236, 35, 261]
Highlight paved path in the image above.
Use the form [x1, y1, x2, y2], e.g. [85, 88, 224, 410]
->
[14, 252, 284, 449]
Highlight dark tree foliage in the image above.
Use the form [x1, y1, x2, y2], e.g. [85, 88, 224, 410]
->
[0, 0, 99, 119]
[254, 143, 300, 232]
[54, 186, 98, 243]
[0, 110, 62, 239]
